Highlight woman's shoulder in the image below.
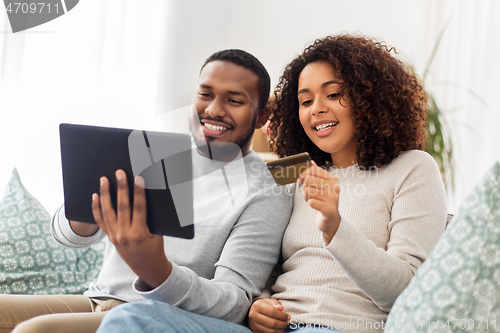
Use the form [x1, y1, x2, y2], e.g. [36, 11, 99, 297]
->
[388, 150, 438, 170]
[382, 150, 442, 187]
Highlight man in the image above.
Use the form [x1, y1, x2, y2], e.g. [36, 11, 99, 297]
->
[1, 50, 292, 333]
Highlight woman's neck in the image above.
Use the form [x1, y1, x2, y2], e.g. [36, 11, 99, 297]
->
[330, 148, 358, 168]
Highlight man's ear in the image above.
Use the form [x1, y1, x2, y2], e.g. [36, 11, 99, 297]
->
[255, 106, 270, 129]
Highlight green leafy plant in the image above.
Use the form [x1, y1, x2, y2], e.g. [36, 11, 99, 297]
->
[421, 22, 454, 192]
[406, 22, 454, 191]
[411, 22, 487, 192]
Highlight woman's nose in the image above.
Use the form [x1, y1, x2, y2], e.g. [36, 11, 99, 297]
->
[311, 99, 328, 116]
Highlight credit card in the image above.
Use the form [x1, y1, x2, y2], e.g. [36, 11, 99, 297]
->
[266, 152, 311, 186]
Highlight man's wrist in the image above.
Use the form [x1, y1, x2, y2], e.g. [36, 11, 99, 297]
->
[69, 220, 100, 237]
[140, 258, 172, 290]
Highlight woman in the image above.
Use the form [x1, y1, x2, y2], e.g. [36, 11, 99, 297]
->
[248, 34, 447, 333]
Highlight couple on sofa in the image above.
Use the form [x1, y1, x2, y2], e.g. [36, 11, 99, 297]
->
[0, 34, 447, 333]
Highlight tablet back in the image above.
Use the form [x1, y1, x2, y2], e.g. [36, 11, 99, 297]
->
[59, 123, 194, 239]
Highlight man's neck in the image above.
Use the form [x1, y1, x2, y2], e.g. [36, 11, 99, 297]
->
[196, 142, 251, 162]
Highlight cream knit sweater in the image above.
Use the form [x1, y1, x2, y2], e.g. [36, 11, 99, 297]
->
[271, 150, 447, 332]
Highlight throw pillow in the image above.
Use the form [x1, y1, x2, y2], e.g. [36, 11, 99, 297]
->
[385, 162, 500, 332]
[0, 168, 105, 295]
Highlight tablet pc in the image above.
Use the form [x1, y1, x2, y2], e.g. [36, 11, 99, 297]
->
[59, 123, 194, 239]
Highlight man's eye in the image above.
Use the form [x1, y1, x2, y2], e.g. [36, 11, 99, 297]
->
[229, 99, 243, 104]
[199, 92, 211, 98]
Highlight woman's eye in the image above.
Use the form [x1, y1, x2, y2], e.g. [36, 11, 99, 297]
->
[328, 93, 340, 99]
[301, 100, 312, 106]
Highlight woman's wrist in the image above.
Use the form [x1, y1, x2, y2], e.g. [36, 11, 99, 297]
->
[323, 216, 341, 245]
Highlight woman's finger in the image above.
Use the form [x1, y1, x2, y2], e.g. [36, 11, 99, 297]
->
[299, 165, 331, 184]
[253, 322, 286, 333]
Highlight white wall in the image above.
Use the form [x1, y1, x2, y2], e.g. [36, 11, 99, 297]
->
[420, 0, 500, 212]
[1, 0, 498, 214]
[160, 0, 430, 111]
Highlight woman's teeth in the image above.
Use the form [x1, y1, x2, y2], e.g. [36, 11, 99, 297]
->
[315, 122, 337, 131]
[204, 123, 229, 131]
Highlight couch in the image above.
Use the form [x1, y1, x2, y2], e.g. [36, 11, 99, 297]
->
[1, 162, 499, 332]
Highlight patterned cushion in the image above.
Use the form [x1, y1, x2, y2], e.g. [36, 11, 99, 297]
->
[386, 162, 500, 332]
[0, 168, 105, 294]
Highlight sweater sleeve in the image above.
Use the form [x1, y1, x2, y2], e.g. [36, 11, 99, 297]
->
[133, 186, 293, 324]
[324, 152, 447, 312]
[256, 257, 284, 301]
[51, 204, 106, 249]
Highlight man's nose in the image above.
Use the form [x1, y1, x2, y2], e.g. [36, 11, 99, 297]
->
[205, 99, 226, 118]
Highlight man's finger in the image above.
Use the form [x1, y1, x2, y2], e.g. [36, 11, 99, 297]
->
[131, 175, 148, 232]
[99, 176, 117, 224]
[115, 170, 131, 228]
[91, 193, 108, 235]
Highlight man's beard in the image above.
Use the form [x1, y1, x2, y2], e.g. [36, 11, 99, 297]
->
[189, 115, 256, 161]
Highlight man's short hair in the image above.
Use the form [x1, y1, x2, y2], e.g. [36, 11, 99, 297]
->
[202, 49, 271, 110]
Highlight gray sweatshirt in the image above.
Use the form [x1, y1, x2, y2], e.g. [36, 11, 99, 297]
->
[52, 150, 293, 323]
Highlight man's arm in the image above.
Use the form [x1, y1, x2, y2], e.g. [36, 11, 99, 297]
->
[69, 220, 100, 236]
[92, 169, 292, 323]
[135, 185, 292, 323]
[92, 171, 171, 289]
[51, 205, 106, 249]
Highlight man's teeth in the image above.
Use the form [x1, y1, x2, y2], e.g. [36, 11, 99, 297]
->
[204, 123, 229, 131]
[315, 122, 337, 131]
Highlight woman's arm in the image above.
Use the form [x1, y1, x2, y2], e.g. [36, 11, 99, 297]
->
[328, 152, 447, 311]
[300, 151, 447, 312]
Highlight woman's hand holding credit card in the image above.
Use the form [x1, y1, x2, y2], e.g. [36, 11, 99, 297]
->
[266, 152, 312, 185]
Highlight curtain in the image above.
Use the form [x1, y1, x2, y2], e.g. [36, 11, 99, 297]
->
[1, 0, 498, 214]
[0, 0, 172, 213]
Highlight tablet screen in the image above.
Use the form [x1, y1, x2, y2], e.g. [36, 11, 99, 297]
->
[59, 123, 194, 239]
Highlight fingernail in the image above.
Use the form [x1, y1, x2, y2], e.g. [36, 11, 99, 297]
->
[135, 176, 145, 188]
[92, 193, 97, 202]
[116, 172, 123, 181]
[287, 315, 291, 321]
[100, 177, 104, 187]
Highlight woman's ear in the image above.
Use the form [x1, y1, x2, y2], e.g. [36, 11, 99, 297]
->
[255, 106, 271, 129]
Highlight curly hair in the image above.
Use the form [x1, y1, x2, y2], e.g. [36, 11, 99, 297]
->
[268, 34, 428, 168]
